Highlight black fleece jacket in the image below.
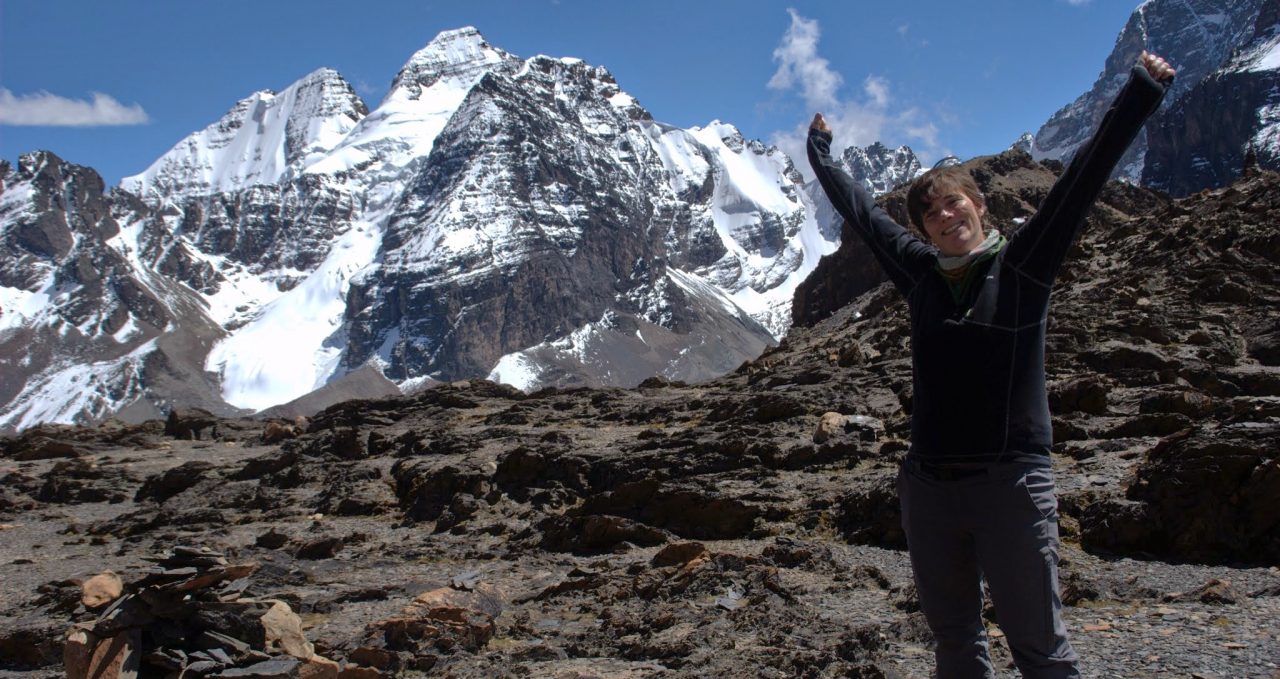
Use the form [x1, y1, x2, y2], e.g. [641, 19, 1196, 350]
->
[808, 65, 1169, 460]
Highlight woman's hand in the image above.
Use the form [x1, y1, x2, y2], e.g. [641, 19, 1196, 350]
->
[810, 112, 831, 134]
[1140, 51, 1176, 83]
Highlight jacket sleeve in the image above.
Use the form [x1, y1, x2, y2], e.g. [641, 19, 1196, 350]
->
[807, 128, 935, 295]
[1005, 64, 1170, 285]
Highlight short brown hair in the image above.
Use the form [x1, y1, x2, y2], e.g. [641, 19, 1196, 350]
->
[906, 166, 985, 231]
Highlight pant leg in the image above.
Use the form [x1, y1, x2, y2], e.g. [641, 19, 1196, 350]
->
[970, 463, 1080, 679]
[898, 465, 996, 679]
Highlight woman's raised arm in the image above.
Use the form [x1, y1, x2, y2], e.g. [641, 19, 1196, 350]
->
[1004, 52, 1175, 286]
[807, 113, 935, 293]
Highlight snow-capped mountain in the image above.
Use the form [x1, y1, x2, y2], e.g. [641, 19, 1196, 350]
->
[11, 4, 1274, 431]
[1, 27, 847, 429]
[1143, 1, 1280, 194]
[1031, 0, 1265, 182]
[840, 142, 922, 196]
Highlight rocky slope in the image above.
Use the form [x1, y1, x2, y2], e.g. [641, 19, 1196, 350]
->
[1031, 0, 1266, 182]
[1, 154, 1276, 677]
[1144, 0, 1280, 195]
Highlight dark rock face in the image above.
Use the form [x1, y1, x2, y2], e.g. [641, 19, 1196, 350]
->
[1081, 423, 1280, 563]
[1032, 0, 1264, 182]
[1144, 3, 1280, 195]
[0, 154, 123, 350]
[791, 217, 896, 329]
[792, 143, 929, 329]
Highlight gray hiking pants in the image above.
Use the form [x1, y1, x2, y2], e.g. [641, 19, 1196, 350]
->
[898, 459, 1080, 679]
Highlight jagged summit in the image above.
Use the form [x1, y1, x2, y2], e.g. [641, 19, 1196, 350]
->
[122, 67, 366, 200]
[1009, 132, 1034, 154]
[387, 27, 518, 103]
[839, 142, 922, 195]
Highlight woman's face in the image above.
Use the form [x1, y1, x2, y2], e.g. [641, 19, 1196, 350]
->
[921, 190, 987, 257]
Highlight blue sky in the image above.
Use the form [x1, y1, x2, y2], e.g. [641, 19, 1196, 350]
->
[0, 1, 1142, 187]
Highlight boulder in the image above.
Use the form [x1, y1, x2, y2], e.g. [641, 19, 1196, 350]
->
[539, 514, 669, 553]
[814, 412, 884, 444]
[81, 571, 124, 609]
[260, 601, 314, 659]
[81, 629, 140, 679]
[165, 408, 219, 440]
[1049, 376, 1109, 415]
[135, 461, 217, 503]
[578, 481, 761, 540]
[5, 436, 84, 461]
[261, 422, 300, 444]
[354, 585, 503, 672]
[651, 542, 709, 568]
[1081, 423, 1280, 564]
[391, 461, 492, 523]
[298, 655, 341, 679]
[63, 626, 98, 679]
[836, 480, 905, 549]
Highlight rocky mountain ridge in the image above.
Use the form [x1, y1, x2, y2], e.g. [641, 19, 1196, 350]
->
[2, 28, 859, 431]
[10, 0, 1280, 432]
[120, 68, 368, 200]
[839, 143, 922, 196]
[1031, 0, 1268, 185]
[1144, 0, 1280, 194]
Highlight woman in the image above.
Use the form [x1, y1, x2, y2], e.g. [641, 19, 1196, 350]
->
[807, 52, 1175, 678]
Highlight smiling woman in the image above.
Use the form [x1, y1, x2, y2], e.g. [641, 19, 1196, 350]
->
[806, 51, 1177, 678]
[908, 168, 989, 257]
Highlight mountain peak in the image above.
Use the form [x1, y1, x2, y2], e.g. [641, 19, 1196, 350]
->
[121, 66, 366, 199]
[1032, 0, 1264, 175]
[840, 142, 922, 195]
[388, 27, 516, 101]
[296, 66, 345, 88]
[429, 26, 485, 48]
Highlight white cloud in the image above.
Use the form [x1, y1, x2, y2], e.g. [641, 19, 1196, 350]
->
[767, 8, 842, 111]
[767, 9, 947, 179]
[1064, 0, 1092, 5]
[0, 89, 149, 127]
[863, 76, 890, 108]
[903, 119, 941, 150]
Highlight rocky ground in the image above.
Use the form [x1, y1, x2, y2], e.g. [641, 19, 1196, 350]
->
[1, 155, 1278, 678]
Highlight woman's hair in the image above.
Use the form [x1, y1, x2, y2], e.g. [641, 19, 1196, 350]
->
[906, 166, 986, 230]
